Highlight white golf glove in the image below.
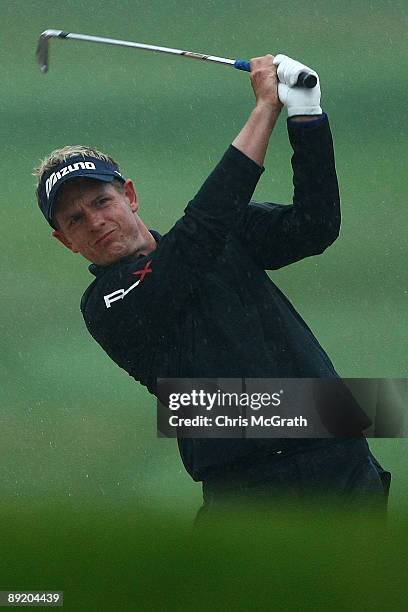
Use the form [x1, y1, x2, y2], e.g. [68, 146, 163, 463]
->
[273, 54, 322, 117]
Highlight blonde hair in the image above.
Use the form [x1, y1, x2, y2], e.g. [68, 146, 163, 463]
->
[33, 145, 122, 207]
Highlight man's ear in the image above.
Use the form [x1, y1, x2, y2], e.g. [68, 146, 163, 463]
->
[124, 179, 139, 213]
[52, 230, 80, 253]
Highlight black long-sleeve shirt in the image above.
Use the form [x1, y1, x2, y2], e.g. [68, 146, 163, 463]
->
[81, 114, 345, 481]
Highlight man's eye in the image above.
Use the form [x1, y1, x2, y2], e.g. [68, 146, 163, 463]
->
[69, 215, 81, 227]
[96, 198, 110, 207]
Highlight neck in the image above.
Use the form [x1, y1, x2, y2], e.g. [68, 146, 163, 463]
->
[136, 230, 157, 258]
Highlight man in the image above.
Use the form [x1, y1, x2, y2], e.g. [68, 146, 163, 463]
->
[34, 54, 390, 518]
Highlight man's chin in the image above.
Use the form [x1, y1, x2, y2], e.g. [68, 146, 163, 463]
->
[86, 246, 136, 267]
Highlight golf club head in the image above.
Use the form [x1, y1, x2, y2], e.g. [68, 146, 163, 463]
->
[36, 30, 64, 73]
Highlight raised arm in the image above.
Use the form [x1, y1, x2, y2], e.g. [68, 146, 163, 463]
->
[232, 55, 282, 166]
[234, 55, 340, 270]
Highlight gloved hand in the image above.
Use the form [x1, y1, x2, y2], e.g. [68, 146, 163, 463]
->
[273, 54, 322, 117]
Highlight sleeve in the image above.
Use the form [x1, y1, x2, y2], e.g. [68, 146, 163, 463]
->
[83, 145, 264, 335]
[233, 114, 341, 270]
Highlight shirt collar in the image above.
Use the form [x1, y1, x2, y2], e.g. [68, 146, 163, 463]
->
[88, 229, 162, 277]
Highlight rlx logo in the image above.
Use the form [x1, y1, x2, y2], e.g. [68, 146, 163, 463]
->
[104, 260, 153, 308]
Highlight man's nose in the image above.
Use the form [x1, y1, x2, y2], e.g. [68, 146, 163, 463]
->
[86, 208, 105, 230]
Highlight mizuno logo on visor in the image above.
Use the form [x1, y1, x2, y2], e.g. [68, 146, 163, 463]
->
[45, 161, 96, 199]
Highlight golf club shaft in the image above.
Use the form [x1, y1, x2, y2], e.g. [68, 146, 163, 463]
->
[36, 29, 317, 88]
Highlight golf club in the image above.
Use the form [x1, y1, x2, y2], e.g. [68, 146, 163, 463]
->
[36, 29, 317, 88]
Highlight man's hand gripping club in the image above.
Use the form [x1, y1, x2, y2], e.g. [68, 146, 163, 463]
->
[232, 54, 322, 166]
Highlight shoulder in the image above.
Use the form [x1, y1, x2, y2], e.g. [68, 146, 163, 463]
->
[80, 280, 96, 315]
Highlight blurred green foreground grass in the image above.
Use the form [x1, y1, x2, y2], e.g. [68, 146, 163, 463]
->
[1, 502, 407, 611]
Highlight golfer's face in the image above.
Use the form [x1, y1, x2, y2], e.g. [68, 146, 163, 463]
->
[52, 178, 141, 265]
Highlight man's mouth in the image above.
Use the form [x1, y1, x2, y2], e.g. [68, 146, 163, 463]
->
[94, 229, 116, 246]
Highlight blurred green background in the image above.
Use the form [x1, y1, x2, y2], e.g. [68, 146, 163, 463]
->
[1, 0, 407, 608]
